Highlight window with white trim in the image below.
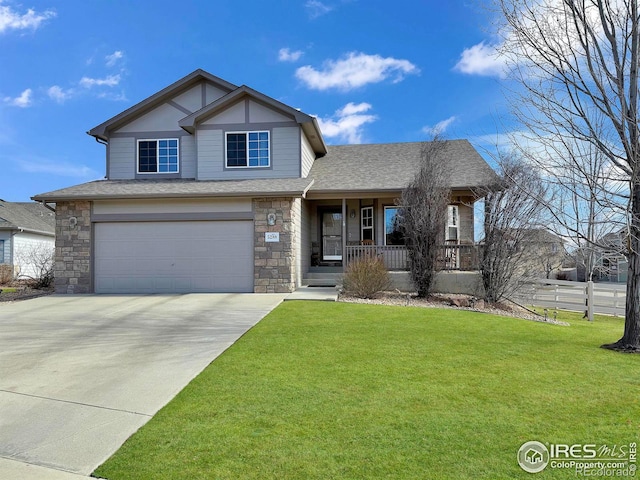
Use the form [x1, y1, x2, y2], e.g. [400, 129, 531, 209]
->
[384, 206, 405, 245]
[137, 139, 179, 173]
[361, 206, 373, 242]
[446, 205, 459, 242]
[226, 131, 270, 168]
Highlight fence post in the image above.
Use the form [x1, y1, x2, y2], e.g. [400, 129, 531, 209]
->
[587, 281, 594, 322]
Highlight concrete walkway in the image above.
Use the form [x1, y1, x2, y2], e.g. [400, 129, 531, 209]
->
[0, 293, 285, 479]
[285, 286, 339, 301]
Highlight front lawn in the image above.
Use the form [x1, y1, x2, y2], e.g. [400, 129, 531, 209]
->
[94, 302, 639, 480]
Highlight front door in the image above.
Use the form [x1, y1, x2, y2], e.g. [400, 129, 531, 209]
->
[322, 211, 342, 261]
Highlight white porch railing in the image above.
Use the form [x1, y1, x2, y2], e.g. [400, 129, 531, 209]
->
[344, 244, 479, 271]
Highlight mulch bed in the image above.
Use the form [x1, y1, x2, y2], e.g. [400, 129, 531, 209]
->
[339, 291, 570, 325]
[0, 284, 54, 303]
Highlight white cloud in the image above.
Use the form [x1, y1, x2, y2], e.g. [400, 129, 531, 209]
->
[278, 47, 303, 62]
[0, 2, 55, 33]
[105, 50, 124, 67]
[79, 74, 121, 88]
[18, 157, 97, 177]
[3, 88, 32, 107]
[97, 90, 127, 102]
[454, 41, 508, 78]
[296, 52, 419, 91]
[422, 116, 457, 136]
[305, 0, 333, 19]
[47, 85, 75, 104]
[316, 102, 377, 144]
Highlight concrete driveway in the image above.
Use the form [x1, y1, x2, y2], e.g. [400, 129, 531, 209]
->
[0, 293, 285, 479]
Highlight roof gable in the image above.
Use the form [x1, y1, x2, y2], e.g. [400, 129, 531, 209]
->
[179, 85, 327, 156]
[88, 69, 237, 140]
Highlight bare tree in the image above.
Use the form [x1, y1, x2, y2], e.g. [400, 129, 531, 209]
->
[15, 243, 55, 288]
[496, 0, 640, 351]
[475, 154, 549, 303]
[526, 117, 627, 282]
[400, 139, 451, 297]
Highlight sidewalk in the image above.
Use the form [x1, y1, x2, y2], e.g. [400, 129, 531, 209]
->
[284, 286, 339, 301]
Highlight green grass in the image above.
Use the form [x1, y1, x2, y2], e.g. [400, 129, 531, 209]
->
[93, 302, 640, 480]
[0, 287, 17, 293]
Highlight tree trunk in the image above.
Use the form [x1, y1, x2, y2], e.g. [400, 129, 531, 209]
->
[603, 185, 640, 352]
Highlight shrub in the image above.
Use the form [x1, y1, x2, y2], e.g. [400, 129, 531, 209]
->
[343, 254, 391, 299]
[0, 265, 13, 285]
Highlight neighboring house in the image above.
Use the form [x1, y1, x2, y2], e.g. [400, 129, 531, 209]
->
[33, 69, 499, 294]
[590, 228, 628, 283]
[0, 200, 55, 281]
[519, 228, 567, 279]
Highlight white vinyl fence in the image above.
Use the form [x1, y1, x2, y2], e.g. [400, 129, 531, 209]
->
[512, 278, 626, 320]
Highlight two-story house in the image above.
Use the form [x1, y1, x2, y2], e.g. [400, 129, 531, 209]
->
[33, 69, 499, 294]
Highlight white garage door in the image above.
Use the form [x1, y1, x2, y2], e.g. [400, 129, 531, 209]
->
[94, 221, 254, 293]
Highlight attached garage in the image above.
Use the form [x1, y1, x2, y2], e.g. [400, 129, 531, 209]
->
[94, 220, 254, 293]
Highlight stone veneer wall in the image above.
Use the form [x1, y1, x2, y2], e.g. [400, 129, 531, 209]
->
[55, 201, 91, 294]
[253, 197, 297, 293]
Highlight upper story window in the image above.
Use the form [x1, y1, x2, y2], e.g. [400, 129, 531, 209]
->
[138, 139, 179, 174]
[226, 131, 270, 168]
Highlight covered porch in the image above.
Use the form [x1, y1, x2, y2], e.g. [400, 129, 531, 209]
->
[303, 193, 480, 280]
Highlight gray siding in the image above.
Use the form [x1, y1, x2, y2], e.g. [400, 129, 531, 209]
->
[346, 199, 360, 243]
[271, 126, 300, 178]
[181, 135, 197, 179]
[108, 135, 196, 180]
[301, 132, 315, 178]
[196, 126, 302, 180]
[108, 137, 135, 179]
[197, 129, 223, 180]
[115, 103, 186, 133]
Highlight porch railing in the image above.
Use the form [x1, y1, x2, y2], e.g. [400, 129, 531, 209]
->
[344, 244, 479, 271]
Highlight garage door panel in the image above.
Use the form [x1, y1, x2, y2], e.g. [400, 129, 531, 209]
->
[94, 221, 253, 293]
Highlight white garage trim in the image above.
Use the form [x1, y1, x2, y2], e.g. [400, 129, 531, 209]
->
[94, 220, 254, 294]
[92, 212, 254, 222]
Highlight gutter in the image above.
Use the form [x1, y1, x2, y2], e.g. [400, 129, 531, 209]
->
[32, 190, 312, 202]
[16, 227, 55, 237]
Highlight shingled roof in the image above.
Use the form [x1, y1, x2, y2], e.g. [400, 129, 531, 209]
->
[306, 140, 500, 196]
[33, 140, 499, 202]
[0, 201, 55, 235]
[32, 178, 315, 201]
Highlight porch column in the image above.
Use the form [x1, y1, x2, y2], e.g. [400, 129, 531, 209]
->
[342, 198, 347, 271]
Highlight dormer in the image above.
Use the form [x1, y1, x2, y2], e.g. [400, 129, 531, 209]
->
[88, 69, 326, 181]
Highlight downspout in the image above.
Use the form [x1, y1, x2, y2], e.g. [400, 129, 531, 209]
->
[93, 135, 108, 179]
[36, 200, 55, 213]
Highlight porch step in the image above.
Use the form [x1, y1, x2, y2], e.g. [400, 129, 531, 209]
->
[302, 272, 343, 287]
[309, 266, 343, 273]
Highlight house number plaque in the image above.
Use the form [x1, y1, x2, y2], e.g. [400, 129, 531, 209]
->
[265, 232, 280, 242]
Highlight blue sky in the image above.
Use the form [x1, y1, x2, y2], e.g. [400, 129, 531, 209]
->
[0, 0, 511, 201]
